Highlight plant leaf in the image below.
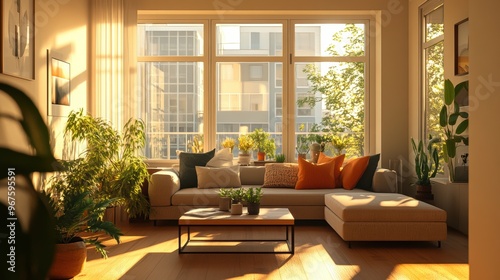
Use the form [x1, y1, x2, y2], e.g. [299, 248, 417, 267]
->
[445, 139, 456, 158]
[444, 79, 455, 105]
[449, 112, 459, 125]
[439, 105, 447, 127]
[456, 119, 469, 135]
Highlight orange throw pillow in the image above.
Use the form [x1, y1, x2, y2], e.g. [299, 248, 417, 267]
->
[295, 157, 336, 189]
[317, 153, 345, 187]
[340, 156, 370, 190]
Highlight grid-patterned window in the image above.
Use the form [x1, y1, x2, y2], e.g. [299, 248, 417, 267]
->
[137, 18, 372, 160]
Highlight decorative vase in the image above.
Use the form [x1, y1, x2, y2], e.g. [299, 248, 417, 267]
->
[49, 239, 87, 279]
[219, 197, 231, 211]
[230, 203, 243, 215]
[238, 153, 251, 165]
[257, 151, 266, 161]
[310, 143, 321, 163]
[415, 184, 434, 200]
[247, 202, 260, 215]
[298, 153, 307, 160]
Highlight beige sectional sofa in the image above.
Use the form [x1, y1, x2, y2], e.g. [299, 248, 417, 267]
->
[149, 165, 447, 245]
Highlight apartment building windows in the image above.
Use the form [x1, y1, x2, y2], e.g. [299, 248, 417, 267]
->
[137, 17, 371, 160]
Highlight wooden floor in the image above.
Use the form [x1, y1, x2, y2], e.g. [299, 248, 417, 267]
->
[75, 221, 469, 280]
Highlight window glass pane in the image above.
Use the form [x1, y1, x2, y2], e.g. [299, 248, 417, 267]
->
[216, 24, 282, 56]
[137, 24, 204, 56]
[216, 62, 282, 157]
[137, 62, 204, 159]
[295, 61, 365, 158]
[295, 23, 365, 57]
[424, 41, 445, 170]
[425, 6, 444, 42]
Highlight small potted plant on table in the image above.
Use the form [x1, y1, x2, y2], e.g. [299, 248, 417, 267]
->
[218, 188, 232, 211]
[243, 187, 263, 215]
[230, 188, 245, 215]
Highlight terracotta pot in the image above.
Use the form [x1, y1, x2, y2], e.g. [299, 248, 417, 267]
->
[257, 151, 266, 161]
[49, 239, 87, 279]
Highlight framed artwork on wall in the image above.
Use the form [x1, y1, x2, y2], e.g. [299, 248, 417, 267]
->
[454, 18, 469, 76]
[1, 0, 35, 80]
[47, 49, 71, 117]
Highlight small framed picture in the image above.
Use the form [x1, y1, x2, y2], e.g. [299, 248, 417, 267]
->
[454, 18, 469, 76]
[47, 49, 71, 116]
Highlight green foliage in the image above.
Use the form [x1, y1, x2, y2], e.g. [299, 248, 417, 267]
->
[49, 110, 150, 218]
[43, 190, 122, 258]
[243, 187, 263, 204]
[189, 134, 204, 153]
[218, 188, 232, 198]
[229, 188, 245, 203]
[439, 79, 469, 181]
[275, 153, 286, 163]
[249, 128, 276, 157]
[440, 79, 469, 159]
[299, 24, 365, 158]
[0, 83, 57, 279]
[411, 136, 440, 186]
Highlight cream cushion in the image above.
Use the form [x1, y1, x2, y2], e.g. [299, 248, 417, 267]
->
[325, 192, 446, 222]
[195, 165, 241, 189]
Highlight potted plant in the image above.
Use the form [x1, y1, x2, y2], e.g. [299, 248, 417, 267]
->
[243, 187, 263, 215]
[275, 153, 286, 163]
[0, 83, 58, 279]
[411, 136, 440, 200]
[296, 124, 310, 159]
[49, 109, 150, 220]
[249, 128, 276, 161]
[237, 134, 254, 165]
[439, 79, 469, 182]
[217, 188, 232, 211]
[44, 188, 122, 279]
[229, 188, 245, 215]
[221, 137, 236, 153]
[189, 134, 204, 153]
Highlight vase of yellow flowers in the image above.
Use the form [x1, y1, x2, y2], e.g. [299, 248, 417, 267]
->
[237, 134, 254, 165]
[221, 137, 236, 153]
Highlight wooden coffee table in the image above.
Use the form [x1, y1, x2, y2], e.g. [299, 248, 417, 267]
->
[178, 207, 294, 254]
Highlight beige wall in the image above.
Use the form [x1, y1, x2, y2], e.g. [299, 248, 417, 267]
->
[137, 0, 410, 168]
[0, 0, 89, 161]
[469, 0, 500, 278]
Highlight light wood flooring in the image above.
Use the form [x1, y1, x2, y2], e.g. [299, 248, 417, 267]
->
[75, 221, 468, 280]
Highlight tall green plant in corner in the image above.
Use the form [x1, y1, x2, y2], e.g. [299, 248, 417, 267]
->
[439, 79, 469, 182]
[0, 83, 58, 279]
[49, 109, 150, 219]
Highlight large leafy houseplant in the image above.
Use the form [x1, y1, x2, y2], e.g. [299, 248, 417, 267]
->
[0, 83, 58, 279]
[43, 189, 122, 257]
[439, 79, 469, 182]
[49, 110, 150, 219]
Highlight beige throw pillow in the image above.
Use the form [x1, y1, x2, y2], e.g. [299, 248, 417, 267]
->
[195, 165, 241, 189]
[262, 163, 299, 188]
[206, 148, 234, 167]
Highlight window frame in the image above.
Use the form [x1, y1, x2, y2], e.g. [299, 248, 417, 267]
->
[137, 13, 376, 164]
